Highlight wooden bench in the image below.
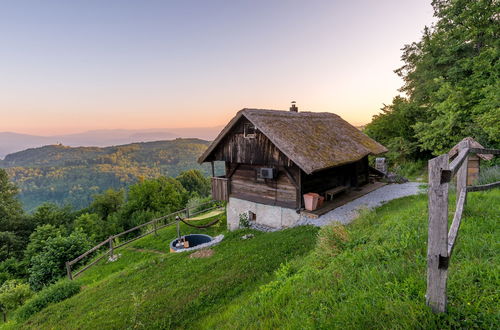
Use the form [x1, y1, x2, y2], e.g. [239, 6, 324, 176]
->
[324, 185, 348, 201]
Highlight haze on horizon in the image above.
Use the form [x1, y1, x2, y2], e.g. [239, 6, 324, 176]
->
[0, 0, 434, 136]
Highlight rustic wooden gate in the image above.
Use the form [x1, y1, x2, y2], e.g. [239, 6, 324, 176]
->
[426, 140, 499, 313]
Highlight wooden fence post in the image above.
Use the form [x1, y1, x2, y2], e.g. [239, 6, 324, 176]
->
[456, 140, 470, 204]
[66, 261, 73, 280]
[426, 154, 449, 313]
[154, 220, 158, 235]
[109, 236, 114, 259]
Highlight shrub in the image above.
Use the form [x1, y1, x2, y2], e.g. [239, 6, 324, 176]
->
[391, 160, 427, 180]
[0, 279, 32, 322]
[239, 213, 250, 228]
[476, 165, 500, 185]
[16, 280, 80, 321]
[28, 229, 92, 290]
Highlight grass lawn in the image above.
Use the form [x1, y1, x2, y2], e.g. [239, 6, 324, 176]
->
[5, 189, 499, 329]
[16, 215, 319, 329]
[203, 190, 499, 329]
[185, 208, 225, 221]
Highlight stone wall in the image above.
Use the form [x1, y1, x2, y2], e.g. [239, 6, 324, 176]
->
[226, 197, 301, 230]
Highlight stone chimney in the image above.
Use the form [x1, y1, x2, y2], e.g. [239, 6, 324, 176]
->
[289, 101, 298, 112]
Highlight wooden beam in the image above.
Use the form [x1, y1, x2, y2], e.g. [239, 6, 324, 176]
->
[211, 161, 215, 177]
[281, 166, 299, 189]
[447, 190, 466, 257]
[426, 154, 449, 313]
[469, 148, 500, 155]
[298, 168, 302, 209]
[231, 192, 296, 209]
[69, 237, 111, 265]
[456, 140, 469, 198]
[443, 147, 469, 183]
[66, 262, 73, 280]
[467, 181, 500, 192]
[226, 164, 240, 179]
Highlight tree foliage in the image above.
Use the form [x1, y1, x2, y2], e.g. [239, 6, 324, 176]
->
[365, 0, 499, 160]
[27, 228, 92, 290]
[0, 169, 23, 230]
[89, 189, 124, 220]
[177, 169, 211, 197]
[0, 279, 32, 322]
[73, 213, 117, 243]
[29, 203, 75, 229]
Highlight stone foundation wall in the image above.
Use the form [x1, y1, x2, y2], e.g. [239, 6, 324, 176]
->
[226, 197, 300, 231]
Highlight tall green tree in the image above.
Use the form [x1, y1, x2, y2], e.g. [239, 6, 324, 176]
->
[0, 169, 23, 231]
[177, 169, 210, 197]
[0, 170, 28, 262]
[366, 0, 499, 159]
[89, 189, 124, 219]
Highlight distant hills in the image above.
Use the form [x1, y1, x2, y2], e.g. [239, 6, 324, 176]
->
[0, 139, 223, 211]
[0, 126, 223, 159]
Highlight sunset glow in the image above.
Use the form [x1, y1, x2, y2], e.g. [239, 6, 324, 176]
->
[0, 0, 434, 135]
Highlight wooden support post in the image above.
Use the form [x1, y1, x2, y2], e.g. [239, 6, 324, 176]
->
[109, 236, 114, 259]
[456, 140, 469, 204]
[426, 154, 450, 313]
[66, 261, 73, 280]
[211, 161, 215, 177]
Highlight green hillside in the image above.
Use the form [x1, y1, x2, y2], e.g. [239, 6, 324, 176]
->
[7, 189, 498, 329]
[0, 139, 220, 211]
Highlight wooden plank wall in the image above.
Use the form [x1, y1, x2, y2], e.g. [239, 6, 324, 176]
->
[229, 164, 298, 208]
[467, 155, 480, 185]
[210, 118, 293, 167]
[211, 177, 229, 202]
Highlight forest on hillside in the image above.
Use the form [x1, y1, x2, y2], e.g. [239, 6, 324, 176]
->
[0, 139, 222, 211]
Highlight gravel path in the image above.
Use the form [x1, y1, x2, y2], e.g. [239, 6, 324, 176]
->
[296, 182, 426, 227]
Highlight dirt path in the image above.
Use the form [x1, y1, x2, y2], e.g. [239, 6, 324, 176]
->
[297, 182, 426, 227]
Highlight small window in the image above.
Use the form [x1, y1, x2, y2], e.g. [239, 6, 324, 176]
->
[244, 123, 256, 138]
[248, 211, 256, 221]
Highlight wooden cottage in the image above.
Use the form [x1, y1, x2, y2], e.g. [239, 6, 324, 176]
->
[198, 107, 388, 230]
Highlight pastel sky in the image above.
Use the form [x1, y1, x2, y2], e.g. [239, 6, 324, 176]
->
[0, 0, 434, 135]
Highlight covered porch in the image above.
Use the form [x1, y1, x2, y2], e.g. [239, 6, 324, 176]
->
[300, 181, 387, 218]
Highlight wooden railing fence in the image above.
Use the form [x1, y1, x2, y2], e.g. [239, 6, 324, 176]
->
[66, 200, 224, 280]
[426, 140, 499, 313]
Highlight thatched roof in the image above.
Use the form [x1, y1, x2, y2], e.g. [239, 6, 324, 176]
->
[199, 109, 387, 174]
[448, 137, 494, 161]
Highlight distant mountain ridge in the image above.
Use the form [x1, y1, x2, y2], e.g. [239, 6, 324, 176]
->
[0, 126, 224, 159]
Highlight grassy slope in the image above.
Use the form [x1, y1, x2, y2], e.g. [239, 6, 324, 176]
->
[18, 216, 319, 329]
[9, 189, 499, 329]
[204, 190, 499, 329]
